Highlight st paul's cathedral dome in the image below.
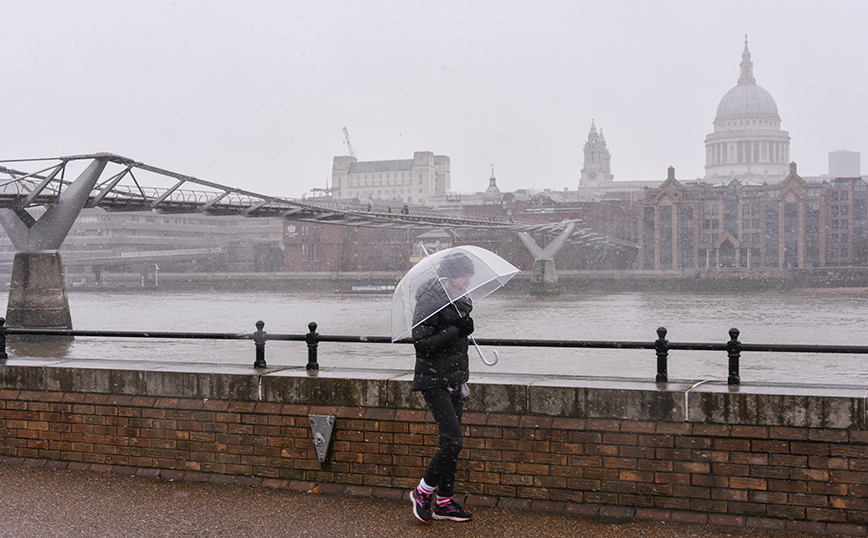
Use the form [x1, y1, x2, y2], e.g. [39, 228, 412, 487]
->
[704, 37, 790, 181]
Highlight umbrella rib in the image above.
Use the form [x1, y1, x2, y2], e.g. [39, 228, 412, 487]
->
[463, 271, 521, 303]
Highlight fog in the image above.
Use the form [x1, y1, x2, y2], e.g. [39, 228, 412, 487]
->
[2, 0, 866, 199]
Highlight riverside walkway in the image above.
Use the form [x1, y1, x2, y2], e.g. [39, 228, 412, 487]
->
[0, 460, 841, 538]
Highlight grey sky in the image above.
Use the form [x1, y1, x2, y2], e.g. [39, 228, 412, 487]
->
[2, 0, 866, 199]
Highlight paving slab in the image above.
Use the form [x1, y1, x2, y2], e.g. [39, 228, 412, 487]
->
[0, 463, 843, 538]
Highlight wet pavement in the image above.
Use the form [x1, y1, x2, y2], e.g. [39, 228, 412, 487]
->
[0, 463, 845, 538]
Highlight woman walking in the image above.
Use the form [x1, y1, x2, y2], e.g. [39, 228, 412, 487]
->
[409, 252, 476, 524]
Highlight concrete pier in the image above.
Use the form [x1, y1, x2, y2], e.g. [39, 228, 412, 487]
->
[529, 258, 559, 295]
[5, 252, 72, 330]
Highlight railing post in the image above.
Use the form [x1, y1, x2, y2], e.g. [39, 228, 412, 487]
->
[253, 320, 267, 369]
[0, 317, 7, 361]
[655, 326, 668, 383]
[306, 322, 319, 371]
[727, 327, 741, 385]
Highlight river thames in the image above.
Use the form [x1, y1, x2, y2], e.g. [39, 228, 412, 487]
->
[2, 288, 867, 386]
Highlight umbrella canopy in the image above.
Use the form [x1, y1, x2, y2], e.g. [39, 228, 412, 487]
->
[391, 245, 520, 342]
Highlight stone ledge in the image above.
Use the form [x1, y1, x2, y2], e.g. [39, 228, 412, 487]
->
[0, 359, 866, 428]
[689, 381, 868, 429]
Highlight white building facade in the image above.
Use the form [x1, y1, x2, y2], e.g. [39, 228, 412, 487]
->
[704, 38, 791, 182]
[331, 151, 451, 207]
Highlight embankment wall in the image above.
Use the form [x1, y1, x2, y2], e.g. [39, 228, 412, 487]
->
[55, 266, 868, 293]
[0, 361, 866, 535]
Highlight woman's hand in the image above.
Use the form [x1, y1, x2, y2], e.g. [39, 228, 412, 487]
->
[456, 315, 474, 337]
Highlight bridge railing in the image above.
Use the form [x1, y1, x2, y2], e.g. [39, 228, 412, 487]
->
[1, 318, 867, 385]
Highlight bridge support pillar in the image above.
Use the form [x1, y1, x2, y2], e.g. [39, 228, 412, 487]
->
[529, 259, 559, 295]
[6, 252, 72, 330]
[0, 157, 108, 330]
[517, 222, 575, 296]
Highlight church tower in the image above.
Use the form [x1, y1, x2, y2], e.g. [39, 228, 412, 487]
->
[579, 120, 614, 188]
[482, 164, 502, 204]
[484, 165, 501, 199]
[704, 37, 790, 181]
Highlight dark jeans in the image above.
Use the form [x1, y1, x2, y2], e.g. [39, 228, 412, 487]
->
[421, 387, 465, 497]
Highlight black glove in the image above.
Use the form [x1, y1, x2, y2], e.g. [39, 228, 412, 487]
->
[456, 315, 474, 337]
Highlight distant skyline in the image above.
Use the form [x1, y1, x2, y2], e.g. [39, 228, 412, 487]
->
[2, 1, 866, 199]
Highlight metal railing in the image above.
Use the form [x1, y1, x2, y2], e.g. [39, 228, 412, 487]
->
[1, 318, 867, 385]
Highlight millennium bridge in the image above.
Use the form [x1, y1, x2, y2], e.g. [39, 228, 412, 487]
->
[0, 153, 634, 329]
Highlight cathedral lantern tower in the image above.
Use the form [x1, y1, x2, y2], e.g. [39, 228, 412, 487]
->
[704, 37, 791, 181]
[579, 120, 614, 187]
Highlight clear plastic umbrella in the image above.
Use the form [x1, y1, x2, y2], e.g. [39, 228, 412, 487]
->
[391, 245, 520, 365]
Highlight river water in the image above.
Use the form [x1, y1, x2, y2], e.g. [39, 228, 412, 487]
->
[2, 288, 867, 386]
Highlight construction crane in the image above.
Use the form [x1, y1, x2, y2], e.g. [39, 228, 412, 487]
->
[342, 127, 357, 159]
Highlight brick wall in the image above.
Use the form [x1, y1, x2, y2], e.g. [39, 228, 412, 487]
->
[0, 364, 866, 535]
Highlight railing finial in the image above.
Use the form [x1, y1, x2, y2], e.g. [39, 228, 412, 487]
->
[655, 327, 668, 383]
[0, 317, 7, 361]
[306, 322, 319, 371]
[253, 320, 267, 368]
[727, 328, 741, 385]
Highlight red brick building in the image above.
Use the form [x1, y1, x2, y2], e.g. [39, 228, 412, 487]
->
[283, 221, 412, 272]
[639, 164, 868, 270]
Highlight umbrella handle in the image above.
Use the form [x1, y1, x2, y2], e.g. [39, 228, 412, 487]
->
[470, 335, 498, 366]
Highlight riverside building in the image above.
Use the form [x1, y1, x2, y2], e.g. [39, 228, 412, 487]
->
[0, 208, 286, 282]
[639, 164, 868, 270]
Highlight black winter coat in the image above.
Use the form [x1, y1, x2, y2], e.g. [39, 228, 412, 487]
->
[411, 279, 472, 392]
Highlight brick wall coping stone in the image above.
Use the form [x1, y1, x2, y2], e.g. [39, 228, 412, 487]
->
[0, 357, 865, 429]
